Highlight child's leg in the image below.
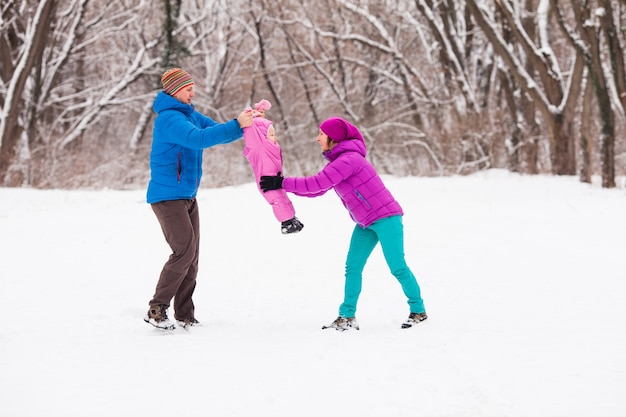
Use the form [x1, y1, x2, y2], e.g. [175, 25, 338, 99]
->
[370, 216, 425, 314]
[339, 225, 379, 318]
[260, 188, 296, 222]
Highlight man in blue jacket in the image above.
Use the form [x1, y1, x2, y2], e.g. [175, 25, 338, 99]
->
[144, 68, 253, 330]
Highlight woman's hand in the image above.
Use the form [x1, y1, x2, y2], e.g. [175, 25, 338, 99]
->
[260, 172, 284, 192]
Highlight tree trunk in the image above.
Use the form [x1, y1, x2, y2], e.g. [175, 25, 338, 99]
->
[600, 0, 626, 114]
[466, 0, 578, 175]
[579, 75, 592, 184]
[0, 0, 57, 185]
[570, 0, 616, 187]
[550, 114, 577, 175]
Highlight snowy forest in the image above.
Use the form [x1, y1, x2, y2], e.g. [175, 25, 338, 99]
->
[1, 0, 626, 189]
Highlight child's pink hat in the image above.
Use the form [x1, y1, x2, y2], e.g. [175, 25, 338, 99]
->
[255, 99, 272, 111]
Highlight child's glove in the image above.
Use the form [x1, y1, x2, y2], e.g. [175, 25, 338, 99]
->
[260, 172, 283, 192]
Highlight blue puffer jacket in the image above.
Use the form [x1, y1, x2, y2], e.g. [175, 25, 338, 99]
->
[147, 91, 243, 204]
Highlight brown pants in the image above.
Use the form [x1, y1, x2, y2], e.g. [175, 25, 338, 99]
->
[149, 199, 199, 320]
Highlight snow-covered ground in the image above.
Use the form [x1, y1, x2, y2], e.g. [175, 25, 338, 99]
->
[1, 170, 625, 417]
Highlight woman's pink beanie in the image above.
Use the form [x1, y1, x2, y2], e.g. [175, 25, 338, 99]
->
[319, 117, 363, 142]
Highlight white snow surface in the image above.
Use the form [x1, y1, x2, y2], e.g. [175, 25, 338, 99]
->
[1, 170, 625, 417]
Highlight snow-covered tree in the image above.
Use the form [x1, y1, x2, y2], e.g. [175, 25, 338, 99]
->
[0, 0, 623, 188]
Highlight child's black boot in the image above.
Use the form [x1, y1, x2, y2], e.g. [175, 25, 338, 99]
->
[281, 217, 304, 234]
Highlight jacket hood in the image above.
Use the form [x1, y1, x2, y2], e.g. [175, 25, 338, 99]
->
[251, 117, 273, 139]
[323, 137, 367, 162]
[153, 91, 195, 116]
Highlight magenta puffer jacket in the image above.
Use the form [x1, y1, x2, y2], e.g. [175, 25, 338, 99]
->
[282, 138, 403, 228]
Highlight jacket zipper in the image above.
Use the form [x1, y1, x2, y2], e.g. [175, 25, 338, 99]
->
[355, 190, 372, 208]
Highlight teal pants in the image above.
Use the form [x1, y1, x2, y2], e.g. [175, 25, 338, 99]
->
[339, 215, 425, 318]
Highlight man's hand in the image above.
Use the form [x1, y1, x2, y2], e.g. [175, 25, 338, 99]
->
[237, 109, 254, 128]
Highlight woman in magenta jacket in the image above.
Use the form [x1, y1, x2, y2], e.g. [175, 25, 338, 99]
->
[260, 117, 426, 331]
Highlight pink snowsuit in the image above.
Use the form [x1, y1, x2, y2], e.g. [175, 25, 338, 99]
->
[243, 110, 296, 223]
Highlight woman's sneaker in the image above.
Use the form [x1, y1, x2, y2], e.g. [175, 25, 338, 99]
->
[144, 304, 175, 330]
[281, 217, 304, 234]
[322, 316, 359, 331]
[401, 312, 428, 329]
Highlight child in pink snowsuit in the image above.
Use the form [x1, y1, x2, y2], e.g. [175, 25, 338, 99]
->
[243, 100, 303, 234]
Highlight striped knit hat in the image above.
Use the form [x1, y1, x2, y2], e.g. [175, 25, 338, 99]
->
[161, 68, 194, 96]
